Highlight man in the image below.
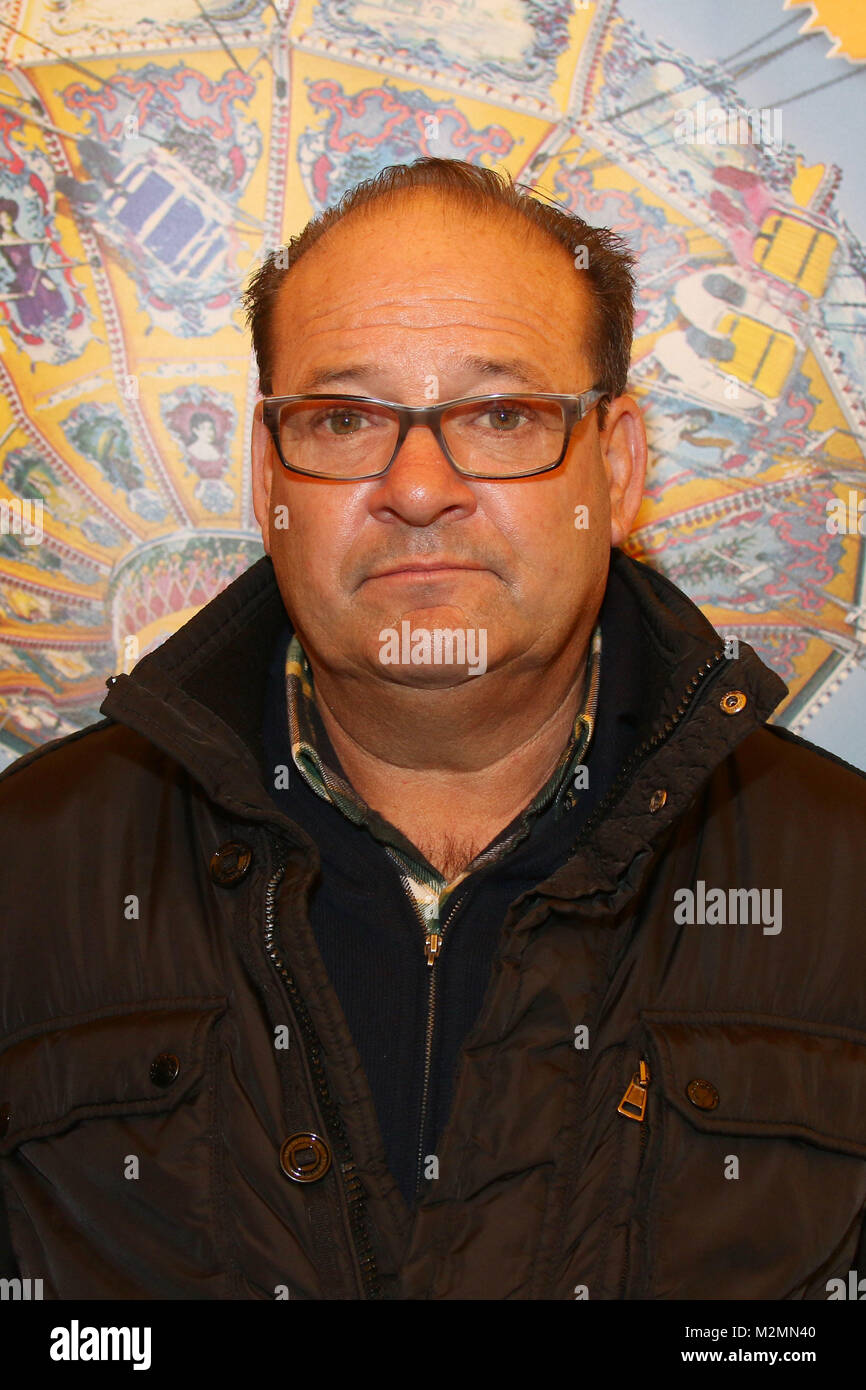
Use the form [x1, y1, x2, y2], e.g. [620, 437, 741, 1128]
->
[1, 157, 865, 1301]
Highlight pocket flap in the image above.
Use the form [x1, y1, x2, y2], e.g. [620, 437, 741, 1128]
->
[642, 1011, 866, 1157]
[0, 997, 227, 1155]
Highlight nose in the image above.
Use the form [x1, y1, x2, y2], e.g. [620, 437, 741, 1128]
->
[367, 422, 477, 527]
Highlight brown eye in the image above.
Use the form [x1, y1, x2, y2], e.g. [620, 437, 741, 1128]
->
[323, 411, 366, 435]
[487, 407, 524, 430]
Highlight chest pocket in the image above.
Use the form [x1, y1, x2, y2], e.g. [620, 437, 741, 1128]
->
[626, 1012, 866, 1299]
[0, 997, 227, 1298]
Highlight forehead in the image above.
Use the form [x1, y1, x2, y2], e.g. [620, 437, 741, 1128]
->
[268, 193, 593, 386]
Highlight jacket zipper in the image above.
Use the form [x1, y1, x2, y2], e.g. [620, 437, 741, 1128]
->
[582, 654, 723, 1291]
[263, 858, 383, 1300]
[570, 648, 726, 852]
[617, 1058, 650, 1122]
[397, 882, 465, 1197]
[617, 1058, 650, 1298]
[579, 626, 602, 741]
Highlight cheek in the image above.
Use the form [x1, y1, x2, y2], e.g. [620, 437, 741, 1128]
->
[495, 482, 601, 560]
[569, 464, 612, 544]
[278, 494, 365, 592]
[526, 483, 610, 591]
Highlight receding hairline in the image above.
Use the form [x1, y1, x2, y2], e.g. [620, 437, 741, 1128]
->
[284, 183, 580, 272]
[243, 159, 636, 415]
[268, 185, 596, 373]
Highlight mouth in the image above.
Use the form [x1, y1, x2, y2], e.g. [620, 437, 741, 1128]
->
[366, 562, 488, 581]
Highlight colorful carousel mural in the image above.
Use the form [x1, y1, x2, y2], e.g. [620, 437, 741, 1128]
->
[0, 0, 863, 766]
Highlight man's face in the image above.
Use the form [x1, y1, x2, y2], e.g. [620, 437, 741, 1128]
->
[252, 193, 644, 688]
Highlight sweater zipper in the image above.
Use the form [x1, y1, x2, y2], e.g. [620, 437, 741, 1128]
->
[396, 881, 465, 1197]
[263, 858, 383, 1300]
[406, 629, 601, 1193]
[406, 630, 602, 1197]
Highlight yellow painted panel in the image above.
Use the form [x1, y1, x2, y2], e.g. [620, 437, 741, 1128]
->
[717, 313, 796, 396]
[753, 214, 836, 297]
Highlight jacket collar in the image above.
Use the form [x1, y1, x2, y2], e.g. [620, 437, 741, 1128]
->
[99, 548, 788, 900]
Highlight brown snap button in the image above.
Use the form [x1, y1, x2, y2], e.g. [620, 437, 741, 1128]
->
[0, 1102, 11, 1138]
[649, 789, 667, 813]
[280, 1132, 331, 1183]
[150, 1053, 180, 1088]
[720, 691, 747, 715]
[209, 841, 253, 886]
[687, 1078, 719, 1110]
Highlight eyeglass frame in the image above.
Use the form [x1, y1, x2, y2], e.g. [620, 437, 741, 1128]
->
[259, 387, 608, 481]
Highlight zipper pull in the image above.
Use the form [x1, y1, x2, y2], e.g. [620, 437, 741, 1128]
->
[425, 931, 442, 966]
[617, 1059, 650, 1121]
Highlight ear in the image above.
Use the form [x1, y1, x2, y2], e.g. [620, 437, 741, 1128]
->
[251, 399, 274, 556]
[598, 395, 647, 547]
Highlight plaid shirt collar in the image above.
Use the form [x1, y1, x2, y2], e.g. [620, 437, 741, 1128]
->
[283, 626, 601, 931]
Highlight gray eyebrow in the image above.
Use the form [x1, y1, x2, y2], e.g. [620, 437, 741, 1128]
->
[301, 364, 377, 390]
[455, 356, 548, 390]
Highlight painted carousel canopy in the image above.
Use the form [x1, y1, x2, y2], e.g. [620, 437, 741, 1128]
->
[0, 0, 863, 767]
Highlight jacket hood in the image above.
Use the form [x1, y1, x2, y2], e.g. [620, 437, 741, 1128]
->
[98, 547, 789, 905]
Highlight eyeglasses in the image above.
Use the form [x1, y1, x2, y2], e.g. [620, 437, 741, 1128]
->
[259, 388, 606, 480]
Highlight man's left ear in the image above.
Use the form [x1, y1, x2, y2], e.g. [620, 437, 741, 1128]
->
[598, 395, 648, 547]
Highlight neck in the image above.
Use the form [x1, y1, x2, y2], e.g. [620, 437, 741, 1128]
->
[307, 636, 592, 832]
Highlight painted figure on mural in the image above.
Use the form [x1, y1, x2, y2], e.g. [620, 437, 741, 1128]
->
[0, 199, 67, 333]
[184, 413, 228, 479]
